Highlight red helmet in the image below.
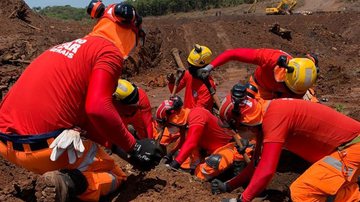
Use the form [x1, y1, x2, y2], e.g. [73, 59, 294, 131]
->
[156, 96, 188, 126]
[156, 99, 175, 123]
[219, 93, 264, 128]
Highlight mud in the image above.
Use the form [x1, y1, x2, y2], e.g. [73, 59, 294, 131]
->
[0, 0, 359, 201]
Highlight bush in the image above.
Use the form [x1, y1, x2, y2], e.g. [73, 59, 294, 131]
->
[124, 0, 246, 16]
[34, 5, 88, 21]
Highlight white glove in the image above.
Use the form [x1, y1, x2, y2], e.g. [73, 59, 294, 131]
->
[196, 64, 213, 80]
[50, 129, 85, 164]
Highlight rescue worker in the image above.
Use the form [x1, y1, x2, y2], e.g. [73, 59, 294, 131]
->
[0, 2, 162, 201]
[167, 44, 217, 111]
[156, 97, 248, 180]
[113, 79, 153, 139]
[196, 48, 319, 102]
[212, 83, 360, 202]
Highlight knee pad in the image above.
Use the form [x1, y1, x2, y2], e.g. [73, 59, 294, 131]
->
[205, 154, 222, 169]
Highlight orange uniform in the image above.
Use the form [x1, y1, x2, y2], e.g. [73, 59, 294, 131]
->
[227, 99, 360, 202]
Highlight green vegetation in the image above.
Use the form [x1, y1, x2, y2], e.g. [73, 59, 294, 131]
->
[33, 0, 249, 20]
[335, 104, 345, 113]
[124, 0, 246, 16]
[33, 5, 88, 21]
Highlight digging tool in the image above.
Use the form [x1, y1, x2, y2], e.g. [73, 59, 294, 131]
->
[229, 130, 251, 164]
[171, 48, 186, 70]
[203, 79, 221, 109]
[155, 48, 186, 155]
[170, 48, 186, 96]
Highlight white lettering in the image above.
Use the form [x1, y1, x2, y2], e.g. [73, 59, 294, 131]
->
[48, 38, 87, 59]
[68, 44, 81, 54]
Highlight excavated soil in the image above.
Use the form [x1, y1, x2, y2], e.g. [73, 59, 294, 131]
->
[0, 0, 359, 201]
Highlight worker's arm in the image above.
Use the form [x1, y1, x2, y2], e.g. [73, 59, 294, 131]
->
[210, 48, 258, 69]
[174, 124, 204, 164]
[85, 69, 136, 152]
[241, 142, 283, 202]
[138, 92, 154, 139]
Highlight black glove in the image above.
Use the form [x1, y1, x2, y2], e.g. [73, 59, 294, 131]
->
[166, 73, 176, 84]
[160, 152, 174, 164]
[196, 64, 213, 80]
[211, 179, 229, 194]
[130, 139, 164, 166]
[168, 160, 181, 170]
[235, 138, 249, 155]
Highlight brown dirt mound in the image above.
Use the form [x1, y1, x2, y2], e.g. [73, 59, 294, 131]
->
[0, 0, 360, 201]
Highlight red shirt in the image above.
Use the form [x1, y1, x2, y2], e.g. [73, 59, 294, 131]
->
[175, 107, 232, 164]
[114, 88, 153, 139]
[262, 99, 360, 162]
[229, 99, 360, 201]
[211, 48, 300, 98]
[168, 70, 216, 111]
[0, 36, 136, 151]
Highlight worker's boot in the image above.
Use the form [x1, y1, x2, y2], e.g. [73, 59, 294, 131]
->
[35, 169, 88, 202]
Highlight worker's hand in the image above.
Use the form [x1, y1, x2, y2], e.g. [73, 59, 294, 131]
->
[166, 73, 176, 84]
[129, 139, 164, 166]
[166, 160, 181, 170]
[196, 64, 213, 80]
[50, 129, 85, 164]
[160, 153, 173, 164]
[175, 69, 185, 84]
[235, 138, 250, 155]
[211, 178, 230, 194]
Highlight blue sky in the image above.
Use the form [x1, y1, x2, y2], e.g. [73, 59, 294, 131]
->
[24, 0, 122, 8]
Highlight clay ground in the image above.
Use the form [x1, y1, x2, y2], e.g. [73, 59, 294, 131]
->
[0, 0, 359, 201]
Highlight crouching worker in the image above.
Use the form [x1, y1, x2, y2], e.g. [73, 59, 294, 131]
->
[113, 79, 154, 139]
[156, 97, 247, 180]
[213, 83, 360, 202]
[0, 2, 162, 202]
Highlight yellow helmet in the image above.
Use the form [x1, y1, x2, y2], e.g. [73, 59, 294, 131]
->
[187, 44, 212, 67]
[285, 58, 318, 94]
[113, 79, 139, 104]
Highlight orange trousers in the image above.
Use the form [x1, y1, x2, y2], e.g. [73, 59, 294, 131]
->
[153, 126, 181, 146]
[290, 142, 360, 202]
[0, 139, 126, 201]
[194, 143, 253, 180]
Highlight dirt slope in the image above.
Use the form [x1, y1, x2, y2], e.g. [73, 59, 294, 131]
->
[0, 0, 360, 201]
